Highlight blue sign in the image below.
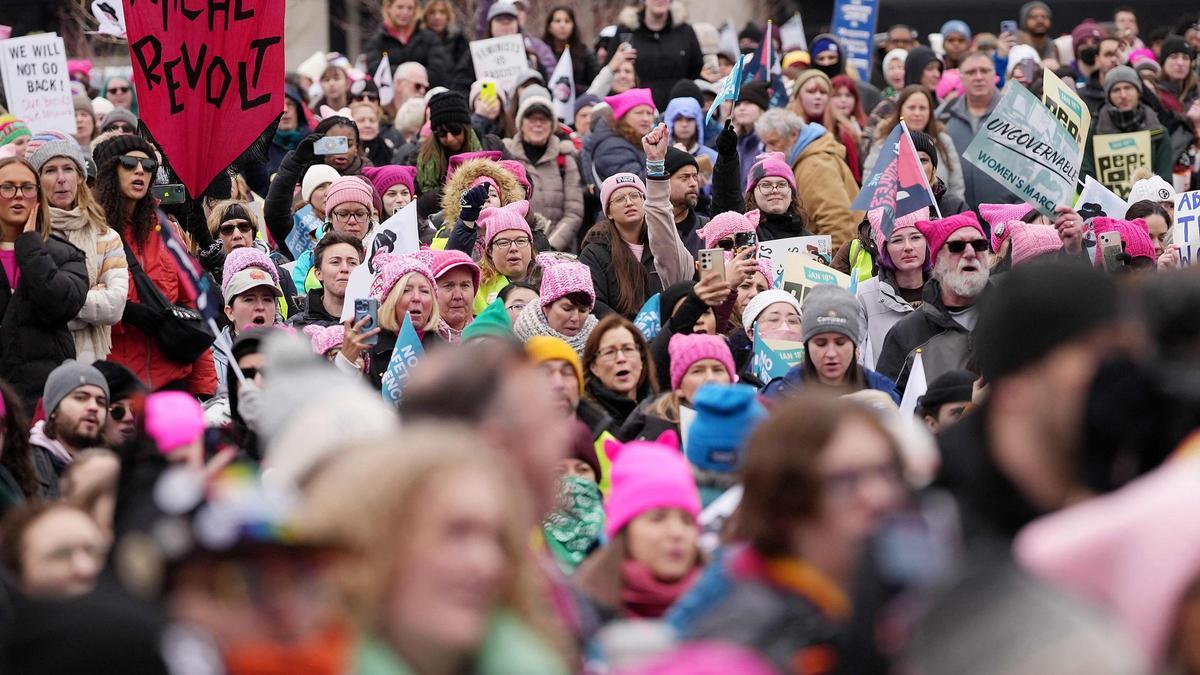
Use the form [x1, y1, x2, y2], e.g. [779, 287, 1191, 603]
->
[381, 312, 425, 406]
[831, 0, 880, 83]
[634, 293, 661, 341]
[752, 332, 805, 383]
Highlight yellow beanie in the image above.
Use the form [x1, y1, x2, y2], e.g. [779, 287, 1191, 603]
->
[524, 336, 583, 394]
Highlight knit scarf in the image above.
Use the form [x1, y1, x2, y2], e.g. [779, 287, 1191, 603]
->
[50, 206, 114, 359]
[416, 131, 483, 194]
[274, 127, 305, 152]
[436, 317, 470, 344]
[511, 302, 598, 354]
[541, 476, 605, 573]
[619, 559, 698, 619]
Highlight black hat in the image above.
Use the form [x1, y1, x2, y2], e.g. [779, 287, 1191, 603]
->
[975, 262, 1118, 382]
[203, 169, 233, 201]
[92, 133, 156, 173]
[92, 360, 147, 402]
[739, 22, 763, 42]
[1159, 35, 1196, 66]
[569, 419, 602, 483]
[669, 79, 705, 110]
[427, 91, 472, 129]
[665, 146, 699, 176]
[909, 130, 939, 169]
[917, 369, 975, 411]
[737, 80, 771, 111]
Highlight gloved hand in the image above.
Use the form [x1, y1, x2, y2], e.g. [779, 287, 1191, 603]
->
[294, 133, 321, 166]
[459, 183, 492, 223]
[716, 120, 738, 156]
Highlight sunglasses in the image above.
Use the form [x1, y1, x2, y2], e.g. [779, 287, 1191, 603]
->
[108, 86, 131, 95]
[944, 239, 989, 254]
[109, 403, 134, 422]
[434, 124, 465, 138]
[219, 221, 255, 236]
[108, 122, 136, 133]
[118, 155, 158, 173]
[352, 92, 380, 103]
[240, 367, 260, 381]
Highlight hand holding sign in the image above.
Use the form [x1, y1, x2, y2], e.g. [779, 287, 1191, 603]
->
[1052, 205, 1085, 254]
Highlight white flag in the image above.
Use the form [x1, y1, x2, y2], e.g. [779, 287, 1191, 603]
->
[780, 12, 807, 52]
[375, 55, 395, 106]
[549, 47, 575, 124]
[341, 201, 420, 322]
[898, 351, 928, 423]
[1074, 175, 1128, 221]
[90, 0, 126, 38]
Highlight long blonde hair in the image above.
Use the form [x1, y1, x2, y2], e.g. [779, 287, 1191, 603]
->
[379, 270, 440, 333]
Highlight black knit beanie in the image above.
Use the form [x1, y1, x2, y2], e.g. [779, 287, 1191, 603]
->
[736, 81, 771, 111]
[909, 130, 939, 169]
[427, 91, 472, 129]
[665, 146, 699, 176]
[1159, 36, 1196, 66]
[92, 133, 156, 172]
[669, 79, 705, 110]
[91, 360, 147, 401]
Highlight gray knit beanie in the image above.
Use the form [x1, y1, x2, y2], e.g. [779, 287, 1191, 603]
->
[43, 360, 110, 416]
[800, 284, 864, 345]
[28, 138, 89, 175]
[1103, 66, 1142, 100]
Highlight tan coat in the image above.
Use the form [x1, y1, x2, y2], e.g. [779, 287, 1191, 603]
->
[502, 136, 584, 252]
[791, 132, 862, 249]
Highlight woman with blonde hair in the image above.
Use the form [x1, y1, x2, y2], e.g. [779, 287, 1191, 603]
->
[420, 0, 473, 91]
[790, 70, 863, 183]
[301, 425, 569, 674]
[29, 138, 127, 363]
[354, 253, 441, 388]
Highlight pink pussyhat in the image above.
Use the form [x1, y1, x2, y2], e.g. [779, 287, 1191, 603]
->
[744, 152, 796, 194]
[604, 87, 656, 120]
[915, 211, 986, 266]
[1091, 217, 1156, 263]
[668, 332, 736, 391]
[303, 324, 345, 356]
[480, 200, 532, 248]
[698, 211, 755, 249]
[602, 430, 701, 538]
[145, 391, 205, 454]
[993, 221, 1063, 266]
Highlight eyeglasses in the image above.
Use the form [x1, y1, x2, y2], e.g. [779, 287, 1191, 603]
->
[219, 221, 255, 236]
[944, 239, 989, 254]
[109, 403, 134, 422]
[823, 462, 903, 499]
[108, 86, 131, 95]
[434, 124, 465, 138]
[118, 155, 158, 173]
[332, 209, 370, 222]
[598, 345, 640, 361]
[0, 183, 37, 199]
[610, 192, 645, 207]
[756, 180, 791, 194]
[491, 236, 531, 249]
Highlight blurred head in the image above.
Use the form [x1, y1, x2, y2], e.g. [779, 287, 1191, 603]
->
[394, 62, 430, 105]
[319, 65, 348, 100]
[350, 101, 381, 142]
[2, 503, 108, 597]
[104, 77, 134, 110]
[383, 0, 418, 30]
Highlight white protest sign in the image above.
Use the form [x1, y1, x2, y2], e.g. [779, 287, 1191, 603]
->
[469, 35, 527, 87]
[342, 203, 421, 322]
[90, 0, 126, 38]
[756, 235, 833, 282]
[340, 263, 373, 323]
[1074, 175, 1128, 220]
[1173, 190, 1200, 267]
[0, 33, 74, 135]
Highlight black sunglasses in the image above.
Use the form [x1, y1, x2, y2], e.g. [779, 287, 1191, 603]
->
[434, 124, 465, 138]
[108, 122, 136, 133]
[240, 367, 260, 381]
[109, 403, 134, 422]
[352, 92, 380, 103]
[118, 155, 158, 173]
[108, 86, 131, 94]
[219, 222, 255, 236]
[945, 239, 989, 254]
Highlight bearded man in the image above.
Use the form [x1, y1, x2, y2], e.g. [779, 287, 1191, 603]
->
[29, 361, 111, 497]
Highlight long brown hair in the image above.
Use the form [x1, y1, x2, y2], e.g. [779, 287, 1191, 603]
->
[0, 157, 53, 241]
[614, 117, 646, 149]
[582, 314, 659, 393]
[877, 85, 948, 162]
[581, 218, 648, 318]
[0, 379, 38, 500]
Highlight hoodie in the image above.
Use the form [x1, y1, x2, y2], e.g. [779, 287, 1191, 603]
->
[904, 46, 943, 91]
[663, 97, 719, 179]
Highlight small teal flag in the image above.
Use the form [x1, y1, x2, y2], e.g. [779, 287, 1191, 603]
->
[381, 312, 425, 405]
[634, 293, 661, 341]
[705, 54, 745, 126]
[752, 332, 805, 383]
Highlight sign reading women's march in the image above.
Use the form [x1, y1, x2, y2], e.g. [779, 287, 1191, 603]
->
[1042, 67, 1090, 157]
[123, 0, 285, 198]
[1092, 131, 1151, 200]
[0, 34, 74, 135]
[469, 35, 527, 87]
[1173, 190, 1200, 267]
[964, 82, 1081, 217]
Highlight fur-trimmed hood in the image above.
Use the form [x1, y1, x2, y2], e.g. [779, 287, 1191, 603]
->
[439, 158, 525, 224]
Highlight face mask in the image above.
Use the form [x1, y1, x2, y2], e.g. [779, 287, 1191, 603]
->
[815, 60, 841, 79]
[238, 382, 265, 433]
[1079, 46, 1098, 66]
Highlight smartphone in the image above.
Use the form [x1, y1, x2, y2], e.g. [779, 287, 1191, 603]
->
[354, 297, 380, 346]
[314, 135, 349, 156]
[152, 183, 186, 205]
[1000, 20, 1018, 35]
[480, 81, 497, 105]
[698, 248, 726, 279]
[733, 231, 757, 252]
[1099, 231, 1123, 272]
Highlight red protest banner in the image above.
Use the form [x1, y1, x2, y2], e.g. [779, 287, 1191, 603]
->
[123, 0, 284, 198]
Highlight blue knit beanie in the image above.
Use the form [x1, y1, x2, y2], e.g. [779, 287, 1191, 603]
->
[685, 383, 767, 474]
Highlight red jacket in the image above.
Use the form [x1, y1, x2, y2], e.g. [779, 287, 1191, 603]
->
[108, 223, 217, 396]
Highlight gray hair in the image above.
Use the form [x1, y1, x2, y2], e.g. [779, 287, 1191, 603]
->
[395, 62, 427, 84]
[755, 108, 806, 140]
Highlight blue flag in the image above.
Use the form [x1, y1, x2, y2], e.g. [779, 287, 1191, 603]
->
[752, 332, 805, 383]
[381, 312, 425, 406]
[850, 122, 935, 238]
[633, 293, 661, 341]
[705, 54, 744, 126]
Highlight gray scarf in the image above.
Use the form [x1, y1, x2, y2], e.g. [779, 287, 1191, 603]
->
[512, 302, 597, 354]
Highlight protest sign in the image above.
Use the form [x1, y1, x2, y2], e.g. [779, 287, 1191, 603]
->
[1074, 175, 1128, 220]
[1093, 131, 1151, 200]
[752, 332, 805, 383]
[757, 235, 833, 281]
[705, 53, 743, 126]
[780, 252, 852, 305]
[851, 121, 936, 234]
[1173, 190, 1200, 267]
[963, 82, 1081, 216]
[0, 33, 74, 135]
[831, 0, 879, 83]
[374, 55, 394, 106]
[1042, 67, 1090, 157]
[898, 351, 927, 421]
[780, 13, 808, 51]
[469, 35, 527, 87]
[123, 0, 285, 198]
[549, 47, 575, 124]
[678, 404, 697, 454]
[91, 0, 126, 38]
[381, 312, 425, 406]
[633, 294, 661, 341]
[363, 201, 420, 273]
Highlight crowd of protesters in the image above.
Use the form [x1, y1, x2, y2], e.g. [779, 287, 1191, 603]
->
[0, 1, 1199, 673]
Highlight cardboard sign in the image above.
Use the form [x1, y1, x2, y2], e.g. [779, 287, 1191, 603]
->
[0, 34, 75, 135]
[781, 252, 852, 305]
[1093, 131, 1151, 200]
[123, 0, 285, 197]
[1041, 66, 1091, 157]
[469, 35, 527, 87]
[830, 0, 879, 83]
[963, 83, 1081, 216]
[757, 235, 833, 282]
[1173, 190, 1200, 266]
[752, 332, 805, 382]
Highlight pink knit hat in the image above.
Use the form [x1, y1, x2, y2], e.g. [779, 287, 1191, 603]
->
[743, 152, 797, 194]
[668, 333, 737, 391]
[915, 212, 987, 266]
[698, 211, 755, 249]
[145, 391, 205, 454]
[303, 324, 345, 356]
[480, 200, 532, 248]
[430, 249, 481, 289]
[369, 252, 436, 303]
[446, 150, 504, 179]
[361, 164, 415, 196]
[221, 247, 280, 300]
[1091, 217, 1156, 263]
[1015, 456, 1200, 669]
[993, 221, 1063, 266]
[978, 202, 1034, 232]
[604, 87, 656, 120]
[498, 159, 531, 190]
[539, 260, 595, 309]
[602, 430, 701, 538]
[323, 175, 375, 217]
[599, 172, 647, 217]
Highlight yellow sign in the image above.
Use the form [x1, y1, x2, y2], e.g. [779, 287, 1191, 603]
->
[1093, 131, 1152, 199]
[781, 253, 853, 305]
[1042, 67, 1091, 157]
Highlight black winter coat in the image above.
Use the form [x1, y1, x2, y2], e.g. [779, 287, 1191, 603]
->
[875, 279, 987, 393]
[628, 13, 704, 110]
[0, 233, 88, 406]
[362, 27, 451, 89]
[431, 29, 475, 92]
[578, 229, 664, 320]
[289, 289, 341, 330]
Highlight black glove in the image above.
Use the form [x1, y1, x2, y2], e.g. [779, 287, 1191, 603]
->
[294, 133, 321, 166]
[716, 120, 738, 156]
[459, 183, 491, 223]
[122, 301, 162, 335]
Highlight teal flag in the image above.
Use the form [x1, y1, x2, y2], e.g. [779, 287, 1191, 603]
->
[752, 332, 805, 382]
[634, 293, 661, 341]
[381, 312, 425, 406]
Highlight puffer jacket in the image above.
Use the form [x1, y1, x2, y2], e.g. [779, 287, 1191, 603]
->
[623, 7, 704, 110]
[362, 25, 451, 89]
[789, 125, 861, 249]
[583, 117, 646, 186]
[938, 93, 1020, 207]
[502, 136, 584, 252]
[762, 363, 900, 404]
[857, 271, 922, 371]
[875, 279, 988, 395]
[0, 233, 88, 407]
